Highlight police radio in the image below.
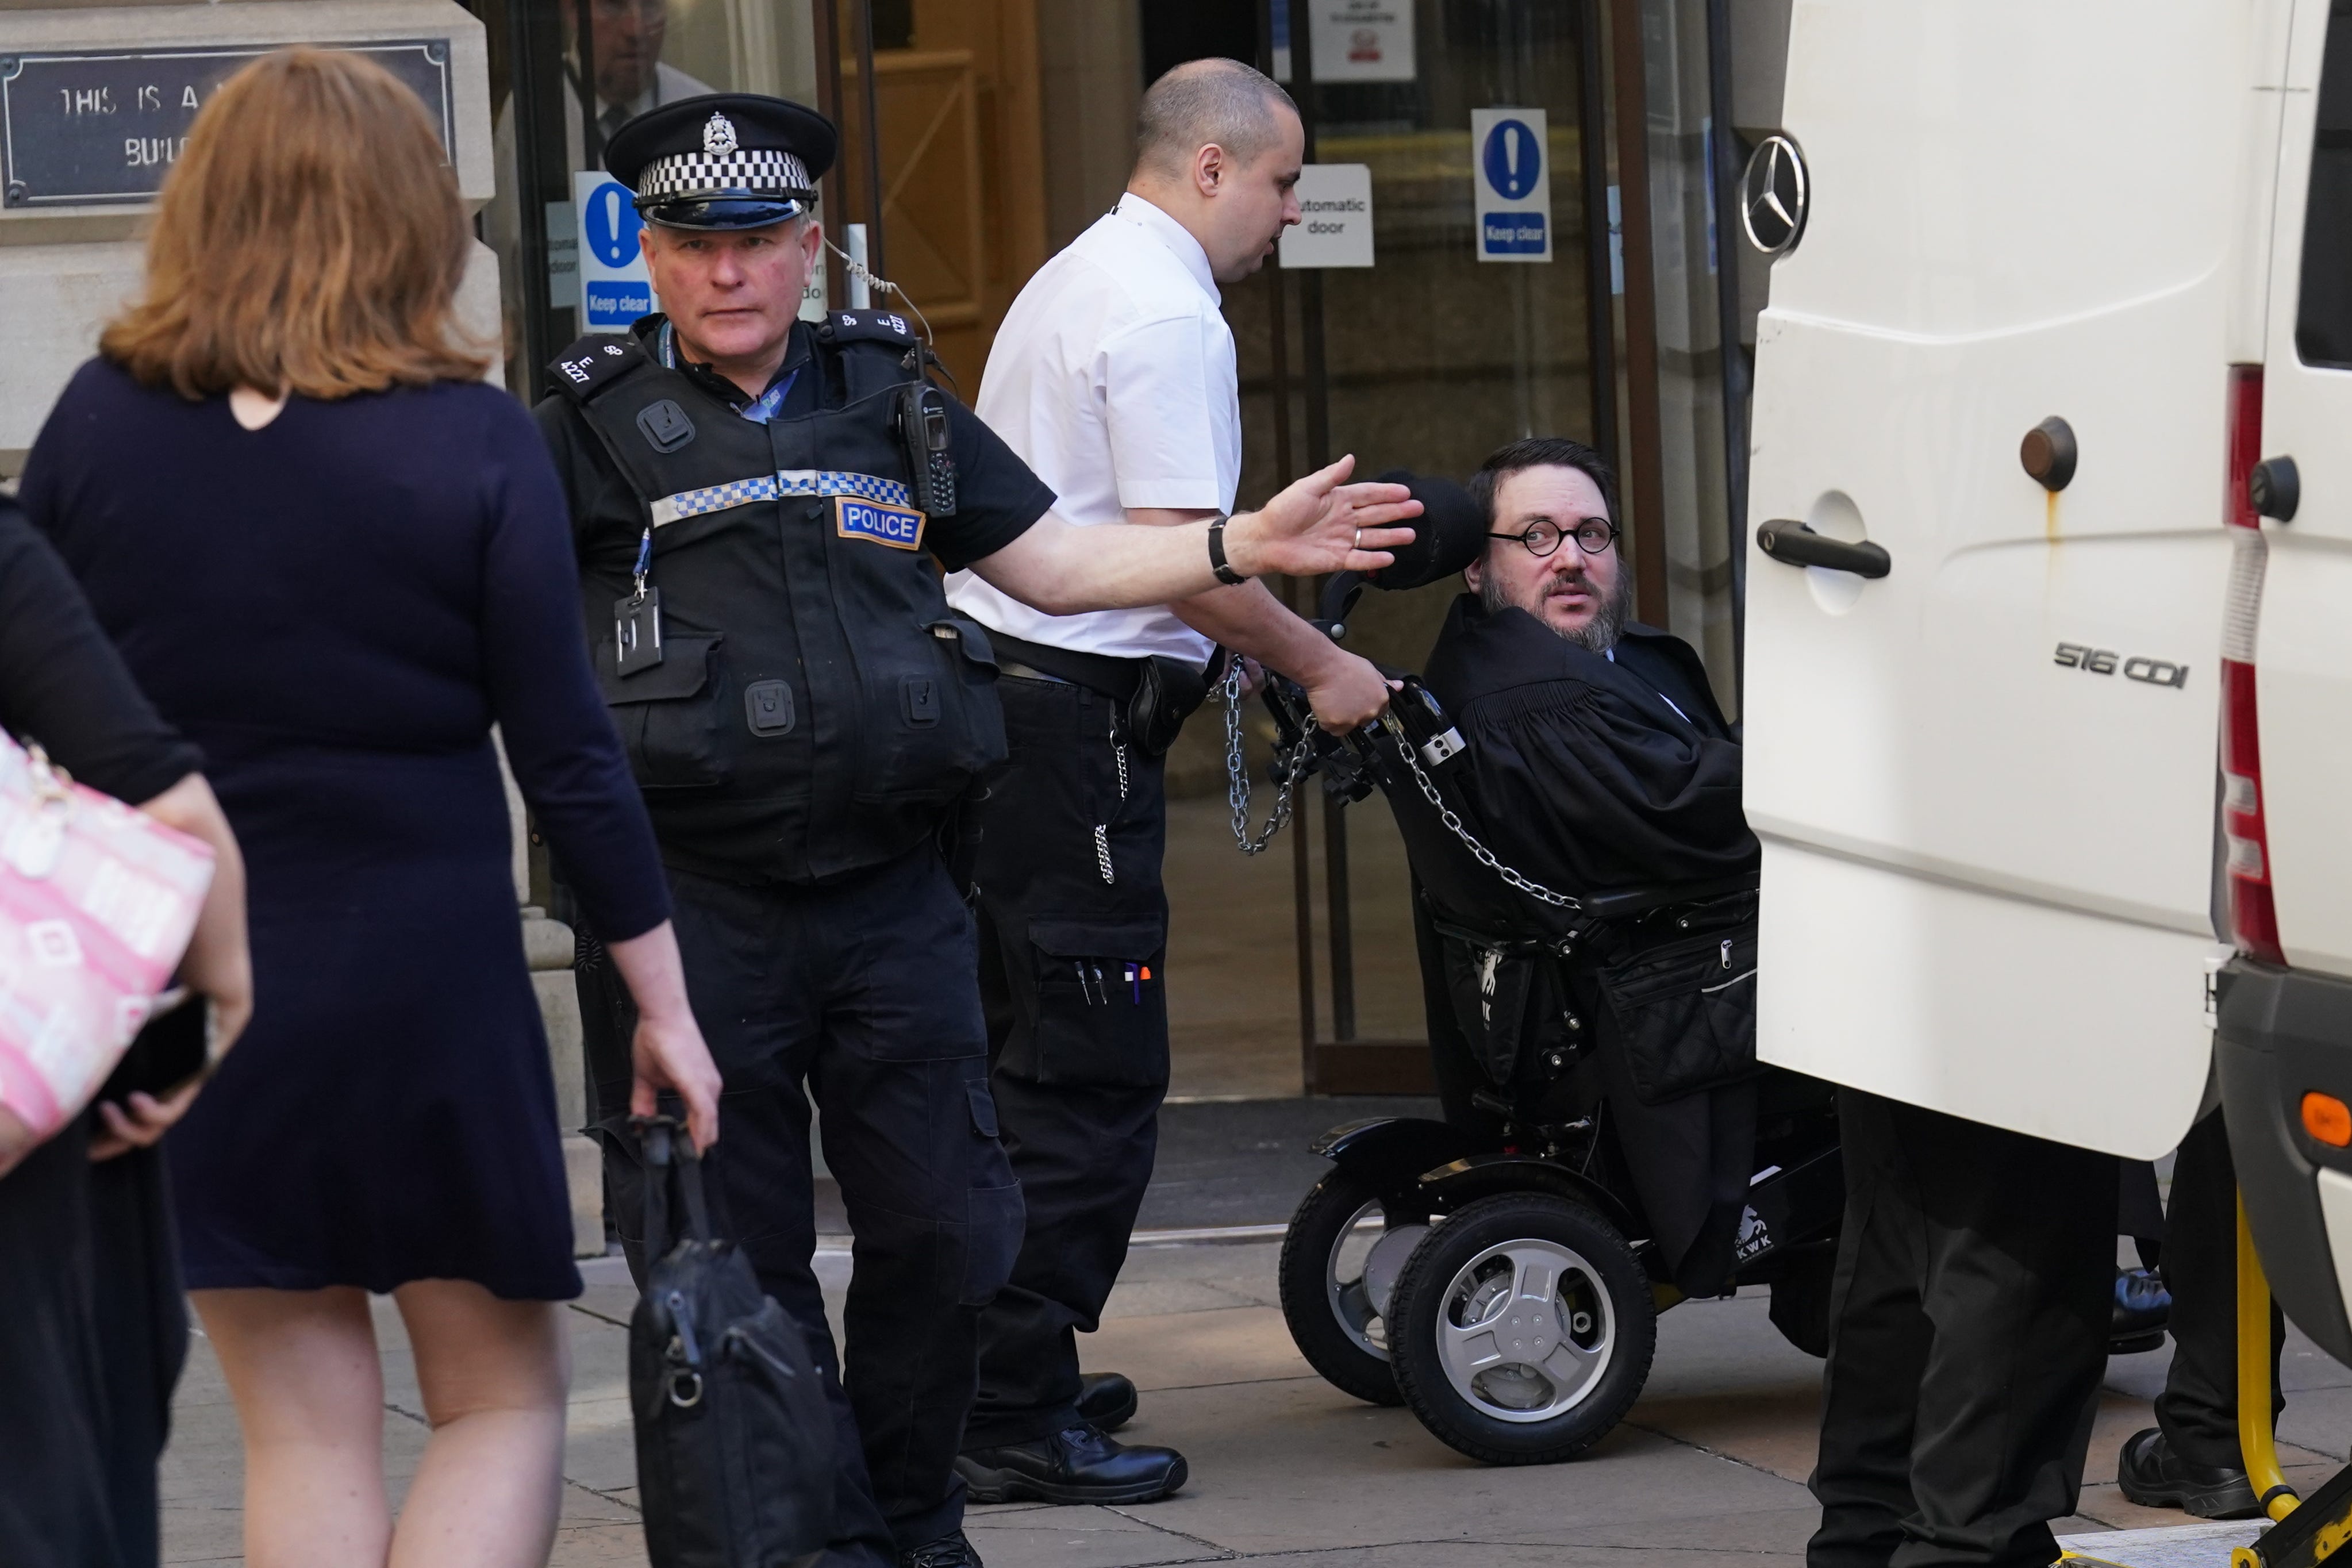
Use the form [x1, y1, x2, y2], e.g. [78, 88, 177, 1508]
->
[897, 382, 956, 517]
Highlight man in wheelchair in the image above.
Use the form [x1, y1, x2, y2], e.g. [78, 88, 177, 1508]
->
[1419, 433, 1794, 1270]
[1420, 436, 1778, 1301]
[1271, 438, 1842, 1467]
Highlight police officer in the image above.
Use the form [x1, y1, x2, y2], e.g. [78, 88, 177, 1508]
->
[532, 94, 1419, 1568]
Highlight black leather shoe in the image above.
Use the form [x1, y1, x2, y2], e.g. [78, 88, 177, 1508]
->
[956, 1424, 1188, 1505]
[900, 1530, 984, 1568]
[2116, 1427, 2263, 1519]
[1077, 1371, 1138, 1433]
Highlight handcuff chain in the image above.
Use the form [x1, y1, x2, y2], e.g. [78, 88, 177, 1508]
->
[1386, 732, 1582, 911]
[1223, 658, 1293, 855]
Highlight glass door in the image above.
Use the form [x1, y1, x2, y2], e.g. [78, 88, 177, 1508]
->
[1142, 0, 1615, 1097]
[468, 0, 825, 401]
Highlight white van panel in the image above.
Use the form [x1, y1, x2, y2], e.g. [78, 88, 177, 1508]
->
[1746, 1, 2273, 1149]
[1759, 844, 2215, 1159]
[2254, 0, 2352, 976]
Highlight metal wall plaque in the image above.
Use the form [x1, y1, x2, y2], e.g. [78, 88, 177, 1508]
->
[0, 40, 452, 209]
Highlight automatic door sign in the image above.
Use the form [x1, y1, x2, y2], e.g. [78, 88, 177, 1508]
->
[575, 171, 655, 331]
[1278, 163, 1374, 269]
[1471, 108, 1552, 263]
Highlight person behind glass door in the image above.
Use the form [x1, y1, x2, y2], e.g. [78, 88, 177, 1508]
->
[564, 0, 713, 165]
[18, 49, 722, 1568]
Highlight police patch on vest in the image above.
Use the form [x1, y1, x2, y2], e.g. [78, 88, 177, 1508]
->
[835, 494, 927, 551]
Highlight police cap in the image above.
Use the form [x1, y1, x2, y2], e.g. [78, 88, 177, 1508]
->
[606, 93, 837, 231]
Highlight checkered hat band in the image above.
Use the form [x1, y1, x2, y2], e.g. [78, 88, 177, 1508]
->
[637, 149, 813, 200]
[651, 470, 913, 527]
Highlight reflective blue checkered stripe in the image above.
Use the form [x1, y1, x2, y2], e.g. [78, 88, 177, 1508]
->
[650, 470, 915, 527]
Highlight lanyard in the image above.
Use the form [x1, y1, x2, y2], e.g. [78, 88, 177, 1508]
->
[656, 321, 798, 425]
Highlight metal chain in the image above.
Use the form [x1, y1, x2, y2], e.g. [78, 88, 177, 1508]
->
[1385, 731, 1582, 911]
[1094, 708, 1130, 885]
[1223, 658, 1293, 855]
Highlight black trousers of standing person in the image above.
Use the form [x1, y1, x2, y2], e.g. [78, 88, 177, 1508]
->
[965, 672, 1172, 1449]
[577, 847, 1025, 1567]
[1808, 1088, 2119, 1568]
[0, 1125, 186, 1568]
[2155, 1108, 2285, 1469]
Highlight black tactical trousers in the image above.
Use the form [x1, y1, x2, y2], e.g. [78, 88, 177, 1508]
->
[2155, 1108, 2285, 1469]
[579, 848, 1024, 1565]
[964, 674, 1171, 1450]
[1808, 1089, 2117, 1568]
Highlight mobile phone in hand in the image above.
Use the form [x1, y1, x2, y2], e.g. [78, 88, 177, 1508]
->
[98, 989, 212, 1106]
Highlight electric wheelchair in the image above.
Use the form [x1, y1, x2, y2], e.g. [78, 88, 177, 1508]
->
[1252, 487, 1846, 1468]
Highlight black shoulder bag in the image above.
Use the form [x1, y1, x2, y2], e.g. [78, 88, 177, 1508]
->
[629, 1116, 834, 1567]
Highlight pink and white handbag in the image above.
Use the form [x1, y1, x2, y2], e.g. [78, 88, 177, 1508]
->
[0, 735, 214, 1142]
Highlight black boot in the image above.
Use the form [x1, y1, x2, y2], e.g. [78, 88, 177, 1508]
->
[956, 1424, 1187, 1505]
[2116, 1427, 2263, 1519]
[1077, 1371, 1138, 1433]
[900, 1529, 985, 1568]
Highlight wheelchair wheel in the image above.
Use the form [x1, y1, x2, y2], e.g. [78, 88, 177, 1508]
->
[1388, 1192, 1656, 1465]
[1277, 1170, 1426, 1406]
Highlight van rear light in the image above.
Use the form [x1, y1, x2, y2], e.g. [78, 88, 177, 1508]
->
[2219, 364, 2284, 964]
[2303, 1092, 2352, 1147]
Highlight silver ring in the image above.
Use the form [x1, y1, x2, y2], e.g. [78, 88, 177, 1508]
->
[1352, 527, 1362, 551]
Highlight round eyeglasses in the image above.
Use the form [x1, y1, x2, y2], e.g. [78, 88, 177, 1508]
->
[1488, 517, 1620, 558]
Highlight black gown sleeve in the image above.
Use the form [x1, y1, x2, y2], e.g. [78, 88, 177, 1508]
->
[1455, 681, 1758, 900]
[0, 493, 198, 805]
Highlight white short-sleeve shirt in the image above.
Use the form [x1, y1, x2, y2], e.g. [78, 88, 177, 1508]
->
[943, 194, 1238, 664]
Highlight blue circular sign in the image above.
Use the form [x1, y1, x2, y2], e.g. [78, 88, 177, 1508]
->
[582, 180, 643, 268]
[1481, 118, 1542, 201]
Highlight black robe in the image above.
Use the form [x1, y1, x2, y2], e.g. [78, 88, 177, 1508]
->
[1417, 595, 1762, 1295]
[1421, 595, 1757, 900]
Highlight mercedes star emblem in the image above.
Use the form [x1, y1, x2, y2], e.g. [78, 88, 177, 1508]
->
[1740, 134, 1809, 256]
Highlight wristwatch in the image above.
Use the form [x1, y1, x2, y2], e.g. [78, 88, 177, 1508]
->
[1206, 515, 1245, 585]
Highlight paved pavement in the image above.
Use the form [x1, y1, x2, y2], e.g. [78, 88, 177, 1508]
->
[159, 1109, 2352, 1566]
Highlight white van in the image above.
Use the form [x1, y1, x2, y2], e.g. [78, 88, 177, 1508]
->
[1742, 1, 2352, 1361]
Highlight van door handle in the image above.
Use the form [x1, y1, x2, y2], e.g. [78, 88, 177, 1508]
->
[2250, 456, 2299, 522]
[1755, 521, 1891, 579]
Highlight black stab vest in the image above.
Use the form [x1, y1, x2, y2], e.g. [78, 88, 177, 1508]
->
[552, 320, 1004, 885]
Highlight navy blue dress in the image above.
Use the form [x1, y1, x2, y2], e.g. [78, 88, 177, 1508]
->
[20, 359, 672, 1301]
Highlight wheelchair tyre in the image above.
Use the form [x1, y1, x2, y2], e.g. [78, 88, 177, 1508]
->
[1277, 1170, 1421, 1406]
[1388, 1192, 1656, 1465]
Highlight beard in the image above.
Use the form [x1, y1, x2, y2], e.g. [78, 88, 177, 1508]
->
[1482, 563, 1634, 653]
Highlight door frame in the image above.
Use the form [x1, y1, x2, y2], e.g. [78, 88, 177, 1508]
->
[1262, 0, 1655, 1095]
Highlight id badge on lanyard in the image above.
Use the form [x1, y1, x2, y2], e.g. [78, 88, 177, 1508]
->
[615, 526, 663, 675]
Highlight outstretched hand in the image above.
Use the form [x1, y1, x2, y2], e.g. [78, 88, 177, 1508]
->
[1229, 456, 1420, 580]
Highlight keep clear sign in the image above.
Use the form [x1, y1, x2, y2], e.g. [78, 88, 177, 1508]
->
[575, 170, 655, 330]
[1278, 164, 1374, 270]
[1471, 107, 1552, 263]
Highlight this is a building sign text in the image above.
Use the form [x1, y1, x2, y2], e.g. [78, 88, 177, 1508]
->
[0, 41, 452, 208]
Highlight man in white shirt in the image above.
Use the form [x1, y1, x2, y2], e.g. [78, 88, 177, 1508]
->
[948, 58, 1393, 1507]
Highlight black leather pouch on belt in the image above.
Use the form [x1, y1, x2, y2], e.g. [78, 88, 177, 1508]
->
[991, 633, 1213, 758]
[1125, 656, 1210, 756]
